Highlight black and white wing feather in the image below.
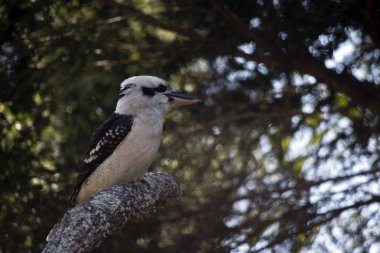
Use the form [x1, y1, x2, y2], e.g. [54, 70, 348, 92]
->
[70, 113, 134, 205]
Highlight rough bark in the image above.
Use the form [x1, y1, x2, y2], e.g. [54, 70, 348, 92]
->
[42, 172, 181, 253]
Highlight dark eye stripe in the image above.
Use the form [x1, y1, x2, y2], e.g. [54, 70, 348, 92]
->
[154, 84, 167, 93]
[119, 83, 134, 98]
[120, 83, 134, 92]
[141, 87, 155, 97]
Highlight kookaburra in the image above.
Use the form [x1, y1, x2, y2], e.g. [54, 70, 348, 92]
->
[70, 75, 199, 205]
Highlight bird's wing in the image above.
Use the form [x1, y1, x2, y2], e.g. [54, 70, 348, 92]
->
[69, 113, 134, 205]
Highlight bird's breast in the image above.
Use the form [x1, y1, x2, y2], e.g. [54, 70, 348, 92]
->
[101, 114, 163, 182]
[77, 112, 164, 204]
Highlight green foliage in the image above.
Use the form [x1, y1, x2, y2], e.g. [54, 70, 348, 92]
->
[1, 0, 380, 252]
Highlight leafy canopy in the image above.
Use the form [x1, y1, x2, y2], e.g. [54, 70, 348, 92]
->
[1, 0, 380, 252]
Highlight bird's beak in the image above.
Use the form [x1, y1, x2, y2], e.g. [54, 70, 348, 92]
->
[165, 92, 201, 106]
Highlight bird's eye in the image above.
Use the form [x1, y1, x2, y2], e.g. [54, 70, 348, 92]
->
[155, 84, 167, 93]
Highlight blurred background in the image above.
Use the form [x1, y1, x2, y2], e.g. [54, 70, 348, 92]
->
[1, 0, 380, 252]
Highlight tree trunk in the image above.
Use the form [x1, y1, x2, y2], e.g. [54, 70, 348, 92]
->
[42, 172, 181, 253]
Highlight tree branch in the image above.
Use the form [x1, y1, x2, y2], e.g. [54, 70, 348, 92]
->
[208, 0, 380, 115]
[102, 0, 380, 114]
[42, 172, 181, 253]
[104, 0, 204, 41]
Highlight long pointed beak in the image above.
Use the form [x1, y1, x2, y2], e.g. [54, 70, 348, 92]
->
[165, 92, 201, 106]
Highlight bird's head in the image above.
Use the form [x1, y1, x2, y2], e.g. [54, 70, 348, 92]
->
[115, 75, 200, 115]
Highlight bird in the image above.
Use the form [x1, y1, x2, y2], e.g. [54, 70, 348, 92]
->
[46, 75, 199, 242]
[70, 75, 200, 205]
